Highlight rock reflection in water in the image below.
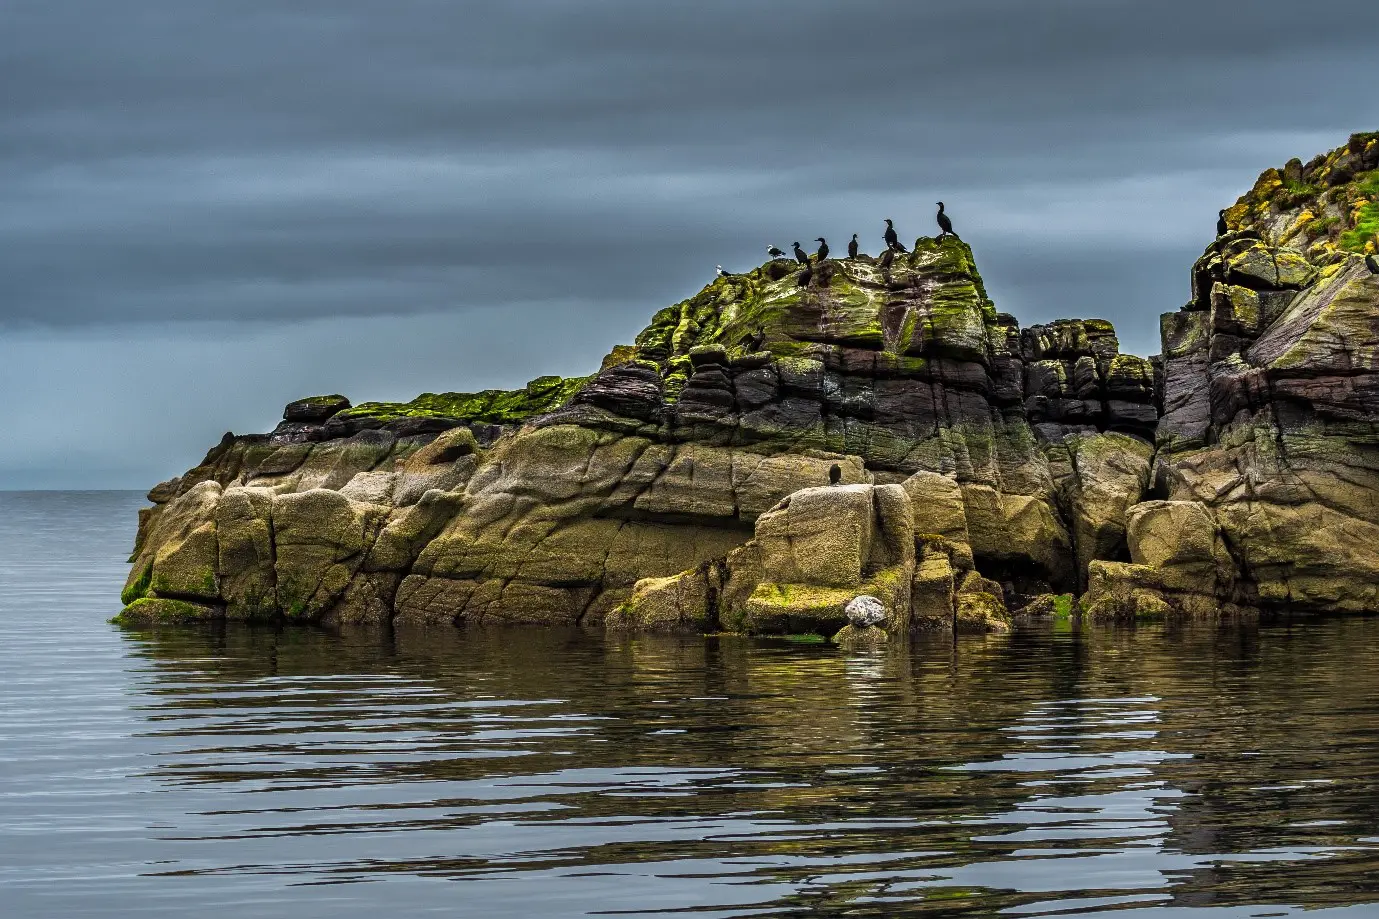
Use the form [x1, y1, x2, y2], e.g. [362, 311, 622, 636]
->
[108, 620, 1379, 917]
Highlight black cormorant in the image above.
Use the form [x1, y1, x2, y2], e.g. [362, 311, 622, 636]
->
[793, 241, 810, 265]
[1217, 209, 1229, 237]
[796, 265, 813, 287]
[768, 245, 786, 259]
[936, 202, 957, 239]
[1367, 252, 1379, 275]
[883, 218, 906, 252]
[828, 464, 842, 485]
[848, 234, 859, 258]
[877, 248, 895, 271]
[815, 237, 829, 261]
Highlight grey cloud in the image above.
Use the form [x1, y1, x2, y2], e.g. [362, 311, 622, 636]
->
[2, 0, 1379, 485]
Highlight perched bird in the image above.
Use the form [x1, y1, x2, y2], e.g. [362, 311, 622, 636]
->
[1367, 252, 1379, 274]
[793, 241, 810, 265]
[746, 328, 767, 352]
[936, 202, 958, 239]
[883, 218, 907, 252]
[796, 265, 813, 287]
[815, 237, 830, 262]
[1217, 209, 1229, 237]
[716, 265, 733, 279]
[767, 245, 786, 259]
[847, 234, 859, 258]
[877, 248, 895, 271]
[828, 463, 842, 485]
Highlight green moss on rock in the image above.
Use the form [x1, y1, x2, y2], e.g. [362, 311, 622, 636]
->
[1232, 133, 1379, 258]
[338, 374, 591, 426]
[121, 561, 153, 606]
[1339, 171, 1379, 253]
[116, 597, 221, 624]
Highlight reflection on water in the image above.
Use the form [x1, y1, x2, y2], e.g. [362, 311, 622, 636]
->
[2, 492, 1379, 917]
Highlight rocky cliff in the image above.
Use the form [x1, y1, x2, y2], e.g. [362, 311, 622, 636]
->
[120, 132, 1379, 633]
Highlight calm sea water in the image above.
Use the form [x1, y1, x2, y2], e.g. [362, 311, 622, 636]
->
[2, 491, 1379, 918]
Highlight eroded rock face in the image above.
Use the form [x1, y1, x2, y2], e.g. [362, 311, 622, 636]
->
[1085, 133, 1379, 618]
[125, 233, 1145, 630]
[119, 131, 1379, 629]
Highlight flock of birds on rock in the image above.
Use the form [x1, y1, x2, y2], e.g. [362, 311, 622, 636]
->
[720, 205, 1377, 361]
[715, 203, 961, 284]
[721, 203, 1379, 288]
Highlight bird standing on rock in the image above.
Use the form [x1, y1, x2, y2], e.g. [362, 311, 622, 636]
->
[848, 234, 859, 258]
[767, 245, 786, 259]
[936, 202, 958, 239]
[883, 218, 907, 252]
[828, 463, 842, 485]
[716, 265, 733, 279]
[1217, 209, 1230, 237]
[796, 265, 813, 288]
[1367, 252, 1379, 274]
[877, 248, 895, 271]
[793, 241, 810, 265]
[815, 237, 829, 262]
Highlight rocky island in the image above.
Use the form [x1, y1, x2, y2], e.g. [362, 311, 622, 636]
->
[120, 133, 1379, 635]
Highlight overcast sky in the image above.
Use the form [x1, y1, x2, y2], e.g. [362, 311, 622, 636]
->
[2, 1, 1377, 488]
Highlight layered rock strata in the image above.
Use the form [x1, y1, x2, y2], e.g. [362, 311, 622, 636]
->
[122, 132, 1379, 630]
[1085, 132, 1379, 618]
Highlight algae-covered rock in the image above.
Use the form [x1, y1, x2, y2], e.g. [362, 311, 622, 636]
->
[1081, 563, 1177, 622]
[117, 597, 221, 623]
[272, 489, 389, 621]
[609, 563, 722, 633]
[284, 394, 350, 423]
[755, 485, 876, 588]
[120, 130, 1379, 629]
[832, 624, 888, 647]
[1060, 432, 1154, 590]
[910, 550, 957, 631]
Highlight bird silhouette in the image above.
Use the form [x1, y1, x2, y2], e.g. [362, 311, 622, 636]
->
[792, 241, 810, 265]
[796, 265, 813, 288]
[883, 218, 907, 252]
[1217, 209, 1229, 237]
[848, 234, 859, 258]
[815, 237, 829, 262]
[767, 245, 786, 259]
[715, 265, 733, 279]
[828, 463, 842, 485]
[936, 202, 958, 239]
[877, 248, 895, 271]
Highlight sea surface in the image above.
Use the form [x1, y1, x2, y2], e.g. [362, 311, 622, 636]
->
[2, 491, 1379, 918]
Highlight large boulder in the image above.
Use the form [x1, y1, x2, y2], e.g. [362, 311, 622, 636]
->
[1059, 433, 1154, 590]
[734, 483, 917, 634]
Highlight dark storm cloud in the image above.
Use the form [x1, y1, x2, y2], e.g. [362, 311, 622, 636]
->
[5, 0, 1379, 327]
[2, 0, 1378, 486]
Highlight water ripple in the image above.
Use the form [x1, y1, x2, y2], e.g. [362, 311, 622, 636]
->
[2, 492, 1379, 917]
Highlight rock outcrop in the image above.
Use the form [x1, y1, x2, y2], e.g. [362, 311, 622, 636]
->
[1085, 131, 1379, 619]
[121, 132, 1379, 631]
